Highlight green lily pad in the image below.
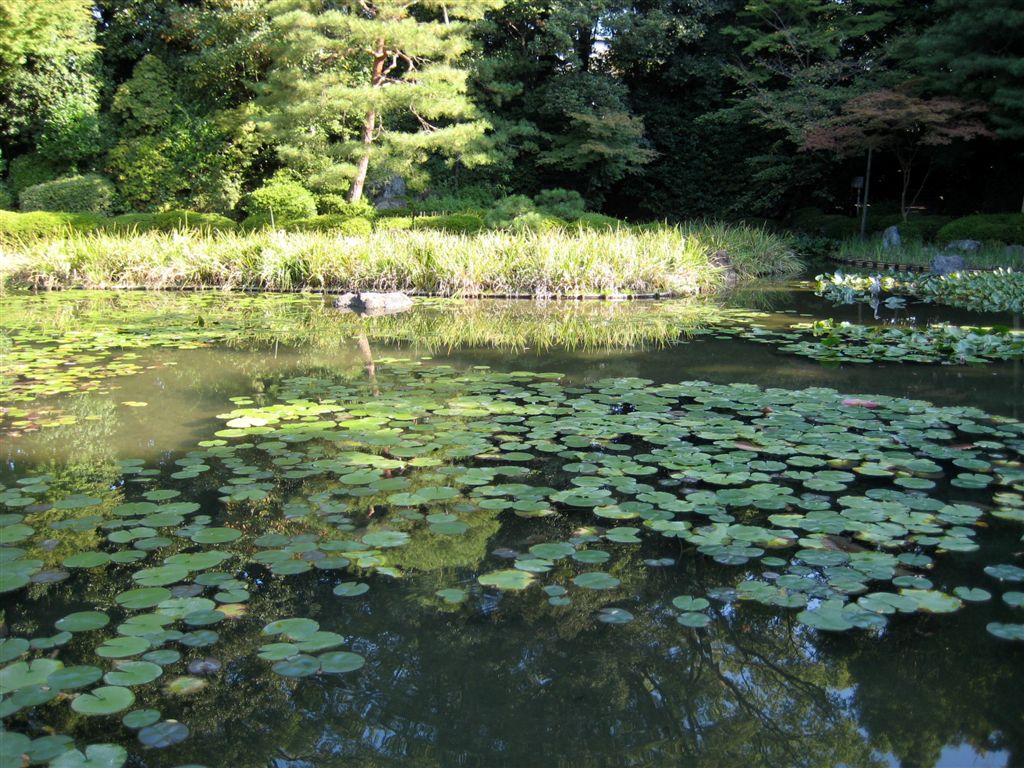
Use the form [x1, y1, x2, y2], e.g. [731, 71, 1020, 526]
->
[319, 651, 366, 673]
[71, 685, 135, 715]
[56, 611, 110, 633]
[572, 572, 620, 590]
[478, 569, 535, 590]
[51, 744, 128, 768]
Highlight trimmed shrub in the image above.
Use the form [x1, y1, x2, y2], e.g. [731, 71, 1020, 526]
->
[240, 213, 274, 231]
[534, 188, 586, 220]
[374, 216, 413, 231]
[246, 174, 317, 222]
[485, 195, 536, 229]
[20, 174, 118, 215]
[0, 182, 13, 210]
[282, 215, 374, 235]
[574, 212, 622, 231]
[0, 210, 107, 238]
[410, 213, 485, 234]
[937, 214, 1024, 244]
[7, 154, 65, 195]
[316, 194, 377, 220]
[416, 184, 497, 213]
[509, 212, 565, 233]
[107, 210, 236, 233]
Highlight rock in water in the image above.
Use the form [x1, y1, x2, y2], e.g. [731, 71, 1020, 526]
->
[709, 250, 740, 288]
[930, 254, 966, 275]
[881, 225, 902, 250]
[946, 239, 982, 252]
[333, 292, 413, 316]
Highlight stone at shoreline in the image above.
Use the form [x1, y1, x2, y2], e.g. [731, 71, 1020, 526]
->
[930, 253, 966, 275]
[882, 226, 901, 249]
[946, 239, 982, 252]
[333, 291, 414, 316]
[709, 250, 740, 288]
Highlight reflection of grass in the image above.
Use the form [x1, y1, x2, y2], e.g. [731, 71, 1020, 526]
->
[0, 225, 801, 296]
[358, 299, 725, 352]
[2, 291, 731, 354]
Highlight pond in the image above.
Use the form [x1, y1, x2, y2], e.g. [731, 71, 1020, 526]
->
[1, 284, 1022, 768]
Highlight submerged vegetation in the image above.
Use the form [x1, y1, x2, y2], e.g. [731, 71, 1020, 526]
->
[0, 224, 800, 296]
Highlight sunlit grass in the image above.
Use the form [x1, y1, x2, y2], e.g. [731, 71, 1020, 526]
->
[0, 225, 800, 296]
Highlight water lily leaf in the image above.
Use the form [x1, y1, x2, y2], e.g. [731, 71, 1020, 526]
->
[272, 655, 320, 678]
[478, 570, 534, 590]
[677, 612, 712, 628]
[986, 623, 1024, 641]
[262, 618, 320, 640]
[361, 531, 410, 548]
[596, 608, 634, 624]
[104, 661, 163, 686]
[165, 676, 207, 695]
[953, 587, 991, 602]
[333, 582, 370, 598]
[672, 596, 710, 612]
[48, 665, 103, 690]
[900, 589, 963, 614]
[984, 564, 1024, 582]
[138, 721, 189, 748]
[572, 572, 620, 590]
[123, 708, 162, 729]
[56, 611, 110, 633]
[71, 685, 135, 715]
[318, 651, 365, 673]
[1, 659, 64, 693]
[97, 637, 151, 659]
[52, 744, 128, 768]
[190, 527, 242, 544]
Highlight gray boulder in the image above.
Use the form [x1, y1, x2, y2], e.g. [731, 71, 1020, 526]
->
[372, 176, 408, 211]
[333, 291, 414, 316]
[881, 225, 901, 250]
[946, 239, 982, 252]
[930, 254, 966, 275]
[709, 250, 740, 288]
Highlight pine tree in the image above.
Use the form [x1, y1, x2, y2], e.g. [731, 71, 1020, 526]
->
[258, 0, 501, 202]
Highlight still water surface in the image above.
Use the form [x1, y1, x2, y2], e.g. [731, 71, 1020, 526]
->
[1, 285, 1021, 768]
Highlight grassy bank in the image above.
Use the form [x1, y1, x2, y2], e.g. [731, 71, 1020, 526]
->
[835, 239, 1023, 270]
[0, 224, 800, 297]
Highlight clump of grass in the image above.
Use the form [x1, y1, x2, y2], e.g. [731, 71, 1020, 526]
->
[0, 225, 800, 296]
[836, 239, 1022, 270]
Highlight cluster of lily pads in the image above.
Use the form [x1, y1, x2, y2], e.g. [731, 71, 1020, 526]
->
[3, 325, 1024, 763]
[816, 269, 1024, 314]
[738, 319, 1024, 365]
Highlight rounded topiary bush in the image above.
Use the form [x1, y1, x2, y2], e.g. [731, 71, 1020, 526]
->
[0, 182, 13, 211]
[19, 174, 118, 215]
[7, 154, 64, 195]
[108, 210, 237, 233]
[246, 174, 317, 222]
[282, 215, 374, 235]
[534, 188, 586, 220]
[937, 214, 1024, 244]
[316, 194, 377, 220]
[509, 212, 565, 233]
[484, 195, 536, 229]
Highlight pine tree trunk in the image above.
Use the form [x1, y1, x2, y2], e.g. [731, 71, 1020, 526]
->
[349, 41, 387, 204]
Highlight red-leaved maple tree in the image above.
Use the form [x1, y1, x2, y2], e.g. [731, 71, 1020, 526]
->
[804, 89, 990, 222]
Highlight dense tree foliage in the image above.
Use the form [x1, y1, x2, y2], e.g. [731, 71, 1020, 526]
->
[0, 0, 1020, 219]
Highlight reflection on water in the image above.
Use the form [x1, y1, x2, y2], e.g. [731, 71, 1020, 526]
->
[1, 288, 1022, 768]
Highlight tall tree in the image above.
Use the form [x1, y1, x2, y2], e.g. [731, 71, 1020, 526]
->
[258, 0, 501, 202]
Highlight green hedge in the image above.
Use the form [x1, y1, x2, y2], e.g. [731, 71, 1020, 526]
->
[937, 214, 1024, 244]
[108, 210, 237, 233]
[0, 210, 107, 238]
[872, 214, 953, 242]
[410, 213, 485, 234]
[282, 215, 374, 235]
[20, 174, 118, 215]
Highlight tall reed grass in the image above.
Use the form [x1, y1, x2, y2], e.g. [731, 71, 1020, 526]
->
[0, 225, 800, 296]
